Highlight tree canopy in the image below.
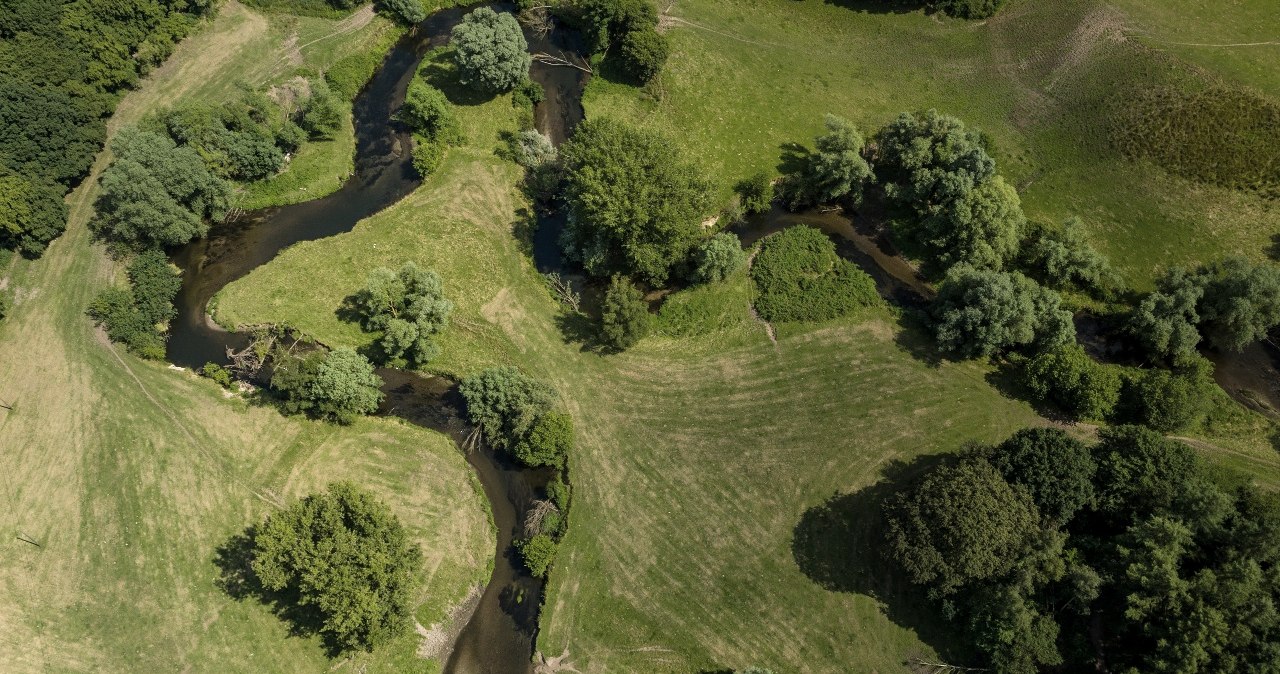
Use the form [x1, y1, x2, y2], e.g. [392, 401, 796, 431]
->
[911, 174, 1024, 272]
[91, 127, 230, 249]
[251, 482, 422, 654]
[989, 427, 1096, 524]
[1197, 256, 1280, 352]
[450, 7, 531, 94]
[931, 264, 1074, 359]
[779, 114, 874, 211]
[0, 173, 67, 257]
[558, 118, 712, 285]
[351, 262, 453, 368]
[600, 275, 651, 350]
[270, 347, 384, 424]
[459, 366, 558, 449]
[1021, 217, 1119, 298]
[873, 109, 995, 216]
[1022, 342, 1121, 421]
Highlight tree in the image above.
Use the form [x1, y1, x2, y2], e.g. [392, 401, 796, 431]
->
[1126, 267, 1204, 364]
[0, 74, 106, 185]
[989, 427, 1096, 523]
[559, 118, 712, 285]
[600, 275, 651, 350]
[1091, 425, 1199, 520]
[1022, 343, 1121, 421]
[459, 366, 558, 449]
[692, 232, 746, 284]
[379, 0, 425, 25]
[872, 109, 995, 216]
[578, 0, 658, 54]
[271, 348, 384, 424]
[904, 174, 1024, 273]
[735, 171, 774, 215]
[0, 173, 67, 257]
[401, 78, 459, 143]
[1022, 217, 1119, 298]
[617, 28, 669, 84]
[1196, 256, 1280, 352]
[779, 114, 874, 211]
[931, 265, 1074, 359]
[251, 482, 422, 654]
[450, 7, 531, 94]
[886, 457, 1040, 594]
[91, 127, 230, 249]
[299, 79, 344, 140]
[351, 262, 453, 368]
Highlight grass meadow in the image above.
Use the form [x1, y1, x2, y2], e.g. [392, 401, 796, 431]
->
[0, 4, 491, 672]
[3, 0, 1279, 672]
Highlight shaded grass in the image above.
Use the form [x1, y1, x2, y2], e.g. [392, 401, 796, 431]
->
[0, 5, 491, 672]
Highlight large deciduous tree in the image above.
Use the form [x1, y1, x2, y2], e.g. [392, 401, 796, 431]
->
[1126, 267, 1204, 364]
[270, 347, 384, 424]
[931, 264, 1074, 359]
[1022, 343, 1121, 421]
[989, 427, 1096, 524]
[251, 482, 422, 654]
[872, 109, 995, 216]
[558, 118, 712, 285]
[910, 174, 1024, 272]
[0, 173, 67, 257]
[779, 114, 874, 211]
[450, 7, 531, 94]
[1196, 256, 1280, 352]
[352, 262, 453, 368]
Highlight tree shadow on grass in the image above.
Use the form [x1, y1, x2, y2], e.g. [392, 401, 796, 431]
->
[818, 0, 930, 15]
[791, 454, 972, 664]
[892, 309, 945, 367]
[214, 527, 341, 657]
[776, 141, 810, 177]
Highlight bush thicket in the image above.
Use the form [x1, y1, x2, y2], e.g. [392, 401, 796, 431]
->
[1022, 343, 1121, 421]
[1121, 359, 1215, 433]
[459, 367, 574, 467]
[749, 226, 879, 323]
[735, 171, 774, 215]
[516, 534, 557, 577]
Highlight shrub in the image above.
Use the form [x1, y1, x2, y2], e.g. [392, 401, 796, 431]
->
[378, 0, 425, 25]
[299, 79, 344, 140]
[692, 233, 747, 284]
[87, 288, 167, 359]
[412, 137, 446, 177]
[201, 362, 235, 389]
[512, 411, 573, 468]
[778, 114, 874, 211]
[933, 0, 1006, 19]
[600, 275, 652, 350]
[351, 262, 452, 367]
[516, 534, 557, 577]
[735, 171, 774, 215]
[126, 248, 181, 327]
[617, 28, 668, 84]
[749, 226, 879, 323]
[1023, 343, 1121, 421]
[270, 347, 384, 424]
[511, 129, 560, 199]
[459, 366, 558, 449]
[546, 474, 571, 512]
[932, 265, 1075, 359]
[401, 79, 460, 143]
[1122, 361, 1214, 433]
[451, 7, 531, 94]
[1022, 217, 1120, 298]
[559, 118, 712, 285]
[251, 482, 422, 653]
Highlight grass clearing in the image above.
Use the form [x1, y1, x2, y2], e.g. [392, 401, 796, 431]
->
[0, 6, 490, 672]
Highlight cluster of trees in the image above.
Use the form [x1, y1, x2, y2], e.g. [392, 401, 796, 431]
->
[0, 0, 215, 258]
[750, 226, 879, 323]
[349, 262, 453, 368]
[571, 0, 669, 84]
[401, 67, 462, 177]
[86, 249, 182, 359]
[451, 8, 531, 94]
[885, 426, 1280, 673]
[246, 482, 422, 653]
[460, 367, 574, 576]
[1127, 256, 1280, 362]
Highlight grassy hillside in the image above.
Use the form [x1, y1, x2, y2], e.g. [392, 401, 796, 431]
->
[584, 0, 1278, 287]
[0, 5, 490, 672]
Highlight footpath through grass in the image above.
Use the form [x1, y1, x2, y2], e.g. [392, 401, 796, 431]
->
[0, 5, 491, 672]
